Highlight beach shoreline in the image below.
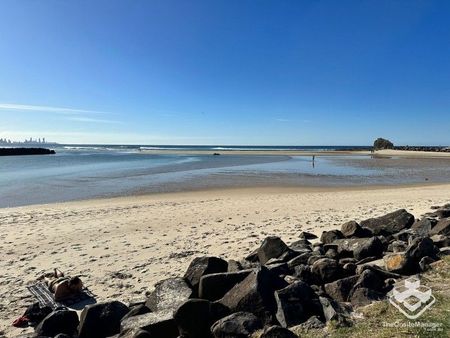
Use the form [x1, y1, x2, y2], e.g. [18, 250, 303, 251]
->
[2, 183, 450, 336]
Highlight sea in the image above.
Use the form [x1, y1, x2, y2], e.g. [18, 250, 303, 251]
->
[1, 144, 450, 208]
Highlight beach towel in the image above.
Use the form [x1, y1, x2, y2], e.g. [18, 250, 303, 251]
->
[27, 282, 95, 309]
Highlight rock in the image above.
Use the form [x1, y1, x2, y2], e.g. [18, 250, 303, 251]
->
[324, 275, 358, 302]
[266, 262, 290, 276]
[184, 256, 228, 292]
[419, 256, 436, 271]
[120, 310, 178, 338]
[329, 237, 383, 260]
[174, 299, 229, 338]
[219, 267, 287, 323]
[227, 260, 243, 272]
[373, 137, 393, 150]
[275, 281, 320, 328]
[320, 230, 344, 244]
[429, 219, 450, 236]
[325, 248, 338, 259]
[292, 265, 314, 284]
[436, 209, 450, 219]
[199, 270, 252, 301]
[383, 252, 412, 274]
[439, 246, 450, 256]
[349, 287, 384, 307]
[145, 277, 192, 312]
[260, 325, 297, 338]
[430, 234, 450, 248]
[299, 231, 318, 240]
[296, 315, 325, 330]
[319, 297, 351, 325]
[360, 209, 414, 235]
[117, 328, 152, 338]
[78, 301, 130, 338]
[35, 309, 79, 337]
[388, 240, 408, 253]
[121, 304, 151, 322]
[341, 221, 368, 238]
[352, 269, 384, 292]
[287, 252, 312, 270]
[211, 312, 263, 338]
[245, 249, 260, 262]
[406, 237, 438, 261]
[411, 218, 433, 237]
[311, 258, 341, 284]
[353, 237, 384, 261]
[258, 236, 290, 264]
[342, 262, 357, 275]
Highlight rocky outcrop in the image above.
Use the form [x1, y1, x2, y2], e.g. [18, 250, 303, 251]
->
[373, 138, 394, 150]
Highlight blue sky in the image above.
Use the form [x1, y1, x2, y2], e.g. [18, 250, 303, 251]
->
[0, 1, 449, 145]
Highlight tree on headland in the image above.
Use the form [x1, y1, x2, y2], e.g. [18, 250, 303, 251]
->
[373, 138, 394, 150]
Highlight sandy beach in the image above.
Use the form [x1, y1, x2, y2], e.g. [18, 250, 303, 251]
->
[1, 183, 450, 337]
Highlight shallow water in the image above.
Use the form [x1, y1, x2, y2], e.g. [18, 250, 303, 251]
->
[1, 146, 450, 207]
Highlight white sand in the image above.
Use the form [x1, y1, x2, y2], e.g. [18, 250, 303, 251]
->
[1, 184, 450, 336]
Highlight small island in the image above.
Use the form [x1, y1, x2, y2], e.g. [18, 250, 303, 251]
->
[0, 147, 56, 156]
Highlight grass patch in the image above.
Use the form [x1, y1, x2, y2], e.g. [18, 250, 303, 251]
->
[293, 256, 450, 338]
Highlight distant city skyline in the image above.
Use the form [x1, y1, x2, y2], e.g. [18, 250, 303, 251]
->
[0, 1, 449, 145]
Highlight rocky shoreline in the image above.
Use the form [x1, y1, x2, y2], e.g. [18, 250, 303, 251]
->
[15, 203, 450, 338]
[0, 148, 56, 156]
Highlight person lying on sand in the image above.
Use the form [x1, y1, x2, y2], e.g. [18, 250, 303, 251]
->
[40, 269, 83, 301]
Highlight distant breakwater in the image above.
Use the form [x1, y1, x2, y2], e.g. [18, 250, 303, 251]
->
[393, 146, 450, 152]
[0, 147, 56, 156]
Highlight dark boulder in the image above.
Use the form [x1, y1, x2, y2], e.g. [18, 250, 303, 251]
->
[145, 277, 192, 312]
[311, 258, 341, 284]
[329, 237, 383, 260]
[430, 234, 450, 248]
[419, 256, 436, 272]
[349, 287, 384, 307]
[184, 256, 228, 292]
[287, 252, 312, 270]
[275, 281, 320, 328]
[78, 301, 130, 338]
[429, 219, 450, 236]
[297, 315, 325, 330]
[324, 275, 358, 302]
[121, 304, 151, 322]
[258, 236, 290, 264]
[227, 260, 243, 272]
[319, 297, 352, 325]
[299, 231, 318, 240]
[174, 299, 229, 338]
[120, 310, 178, 338]
[388, 240, 408, 253]
[360, 209, 414, 235]
[199, 270, 252, 301]
[411, 218, 433, 237]
[373, 137, 393, 150]
[352, 269, 384, 292]
[219, 267, 287, 324]
[35, 309, 79, 337]
[260, 326, 297, 338]
[436, 209, 450, 219]
[320, 230, 344, 244]
[341, 221, 368, 238]
[210, 312, 263, 338]
[406, 237, 439, 261]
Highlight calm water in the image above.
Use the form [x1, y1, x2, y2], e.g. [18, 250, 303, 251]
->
[1, 145, 450, 207]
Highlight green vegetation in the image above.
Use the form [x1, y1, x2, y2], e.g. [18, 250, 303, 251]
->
[292, 256, 450, 338]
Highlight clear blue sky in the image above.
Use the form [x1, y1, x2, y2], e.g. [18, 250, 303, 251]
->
[0, 1, 449, 145]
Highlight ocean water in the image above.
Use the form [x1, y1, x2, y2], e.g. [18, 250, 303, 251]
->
[1, 144, 450, 207]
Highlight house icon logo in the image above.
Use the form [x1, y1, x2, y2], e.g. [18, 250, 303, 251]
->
[389, 277, 435, 319]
